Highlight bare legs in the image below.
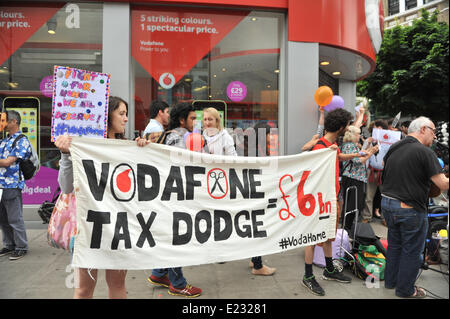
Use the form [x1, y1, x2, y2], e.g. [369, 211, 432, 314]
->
[73, 268, 127, 299]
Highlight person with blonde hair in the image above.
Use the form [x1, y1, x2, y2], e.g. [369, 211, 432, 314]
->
[340, 125, 378, 231]
[202, 107, 236, 156]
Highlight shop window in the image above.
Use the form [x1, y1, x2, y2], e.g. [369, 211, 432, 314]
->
[405, 0, 418, 10]
[0, 2, 102, 204]
[132, 6, 283, 156]
[388, 0, 400, 15]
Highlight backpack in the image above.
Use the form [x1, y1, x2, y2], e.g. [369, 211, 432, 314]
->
[351, 244, 386, 281]
[11, 134, 40, 180]
[309, 139, 327, 151]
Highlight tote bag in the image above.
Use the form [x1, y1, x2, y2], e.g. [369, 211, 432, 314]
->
[47, 192, 77, 253]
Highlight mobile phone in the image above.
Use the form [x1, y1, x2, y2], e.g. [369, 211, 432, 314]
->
[2, 97, 40, 154]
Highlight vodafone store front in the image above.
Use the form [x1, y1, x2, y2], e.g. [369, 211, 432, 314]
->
[0, 0, 382, 223]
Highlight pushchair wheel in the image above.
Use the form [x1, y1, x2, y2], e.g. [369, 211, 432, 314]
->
[333, 259, 345, 273]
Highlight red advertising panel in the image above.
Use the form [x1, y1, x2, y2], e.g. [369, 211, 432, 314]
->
[131, 6, 248, 88]
[0, 3, 63, 66]
[287, 0, 377, 65]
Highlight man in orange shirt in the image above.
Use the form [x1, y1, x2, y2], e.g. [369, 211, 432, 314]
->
[303, 108, 368, 296]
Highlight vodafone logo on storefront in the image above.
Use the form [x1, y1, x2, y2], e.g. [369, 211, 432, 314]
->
[131, 7, 247, 89]
[159, 72, 175, 89]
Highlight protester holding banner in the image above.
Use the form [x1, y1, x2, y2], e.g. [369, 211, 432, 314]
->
[147, 101, 203, 298]
[340, 125, 378, 231]
[163, 102, 199, 149]
[201, 108, 276, 275]
[0, 111, 32, 261]
[381, 116, 449, 298]
[54, 96, 130, 299]
[142, 100, 170, 141]
[202, 107, 236, 156]
[303, 108, 358, 296]
[245, 122, 277, 276]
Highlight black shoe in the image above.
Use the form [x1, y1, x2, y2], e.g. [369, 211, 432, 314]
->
[302, 275, 325, 296]
[0, 248, 14, 257]
[9, 250, 27, 260]
[322, 268, 352, 283]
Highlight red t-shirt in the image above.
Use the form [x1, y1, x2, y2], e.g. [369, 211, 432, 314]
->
[312, 137, 340, 197]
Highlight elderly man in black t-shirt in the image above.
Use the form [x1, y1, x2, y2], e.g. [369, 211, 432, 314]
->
[381, 116, 449, 298]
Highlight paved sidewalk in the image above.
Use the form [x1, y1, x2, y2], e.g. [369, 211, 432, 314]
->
[0, 219, 448, 300]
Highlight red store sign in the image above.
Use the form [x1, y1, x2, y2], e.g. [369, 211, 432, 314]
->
[131, 6, 248, 88]
[0, 3, 63, 66]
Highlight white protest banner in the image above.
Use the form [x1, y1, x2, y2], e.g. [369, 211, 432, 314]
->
[51, 66, 110, 142]
[372, 128, 401, 161]
[70, 137, 338, 270]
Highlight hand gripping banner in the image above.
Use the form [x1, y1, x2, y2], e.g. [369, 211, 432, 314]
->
[69, 137, 337, 270]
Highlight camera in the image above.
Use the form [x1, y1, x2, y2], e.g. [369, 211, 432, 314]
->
[372, 140, 379, 155]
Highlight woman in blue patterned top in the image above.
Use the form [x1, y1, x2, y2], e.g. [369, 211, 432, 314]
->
[0, 110, 32, 260]
[340, 125, 378, 231]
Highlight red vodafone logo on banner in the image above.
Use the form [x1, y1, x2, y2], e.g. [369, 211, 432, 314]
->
[131, 7, 248, 88]
[0, 4, 63, 66]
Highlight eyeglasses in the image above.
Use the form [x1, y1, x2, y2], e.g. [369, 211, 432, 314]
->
[425, 126, 436, 134]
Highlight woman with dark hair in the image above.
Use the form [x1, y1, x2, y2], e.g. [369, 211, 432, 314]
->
[54, 96, 130, 299]
[107, 96, 129, 140]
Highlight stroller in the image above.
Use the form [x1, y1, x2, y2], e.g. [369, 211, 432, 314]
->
[425, 204, 448, 265]
[333, 186, 387, 281]
[421, 191, 449, 276]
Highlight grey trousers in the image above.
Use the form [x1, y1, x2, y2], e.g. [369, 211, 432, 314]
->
[0, 188, 28, 251]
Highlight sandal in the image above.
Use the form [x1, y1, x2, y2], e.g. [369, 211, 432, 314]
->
[407, 286, 426, 298]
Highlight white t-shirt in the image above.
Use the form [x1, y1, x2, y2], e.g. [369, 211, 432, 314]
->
[142, 119, 164, 137]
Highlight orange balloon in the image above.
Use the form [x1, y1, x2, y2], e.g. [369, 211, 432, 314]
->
[314, 86, 333, 106]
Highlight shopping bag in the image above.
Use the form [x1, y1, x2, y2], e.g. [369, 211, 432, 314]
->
[47, 192, 77, 253]
[313, 229, 350, 267]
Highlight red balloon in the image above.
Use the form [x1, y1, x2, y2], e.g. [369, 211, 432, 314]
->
[185, 132, 205, 151]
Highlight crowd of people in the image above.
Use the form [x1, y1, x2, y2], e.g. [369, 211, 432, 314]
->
[0, 96, 448, 299]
